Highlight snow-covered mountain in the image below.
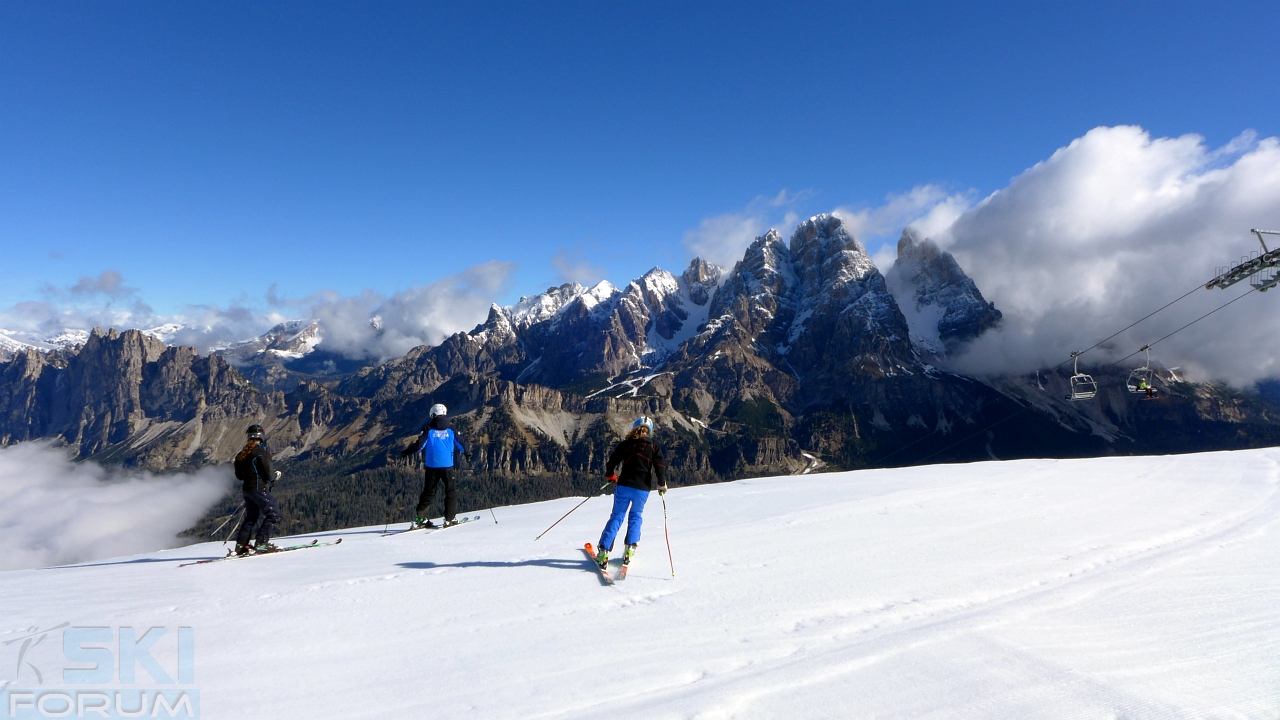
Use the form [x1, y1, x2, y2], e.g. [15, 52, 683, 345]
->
[217, 319, 323, 365]
[0, 328, 94, 360]
[2, 448, 1275, 717]
[0, 331, 42, 360]
[886, 228, 1002, 357]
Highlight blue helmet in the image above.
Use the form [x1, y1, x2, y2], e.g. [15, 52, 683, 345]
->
[633, 416, 654, 434]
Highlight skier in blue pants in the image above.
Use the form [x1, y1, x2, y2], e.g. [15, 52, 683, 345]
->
[595, 416, 667, 569]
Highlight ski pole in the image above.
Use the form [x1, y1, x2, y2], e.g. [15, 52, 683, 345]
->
[490, 507, 498, 524]
[661, 492, 675, 578]
[222, 507, 245, 544]
[535, 482, 610, 541]
[209, 503, 244, 538]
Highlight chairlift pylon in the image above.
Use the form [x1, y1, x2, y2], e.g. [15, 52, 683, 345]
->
[1126, 344, 1155, 393]
[1068, 351, 1098, 401]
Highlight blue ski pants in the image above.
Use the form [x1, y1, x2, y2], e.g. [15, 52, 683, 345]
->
[599, 484, 649, 550]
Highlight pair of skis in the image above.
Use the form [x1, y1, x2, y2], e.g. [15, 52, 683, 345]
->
[381, 514, 482, 537]
[178, 538, 343, 567]
[583, 543, 634, 584]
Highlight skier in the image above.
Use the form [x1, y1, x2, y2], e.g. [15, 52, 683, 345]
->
[594, 416, 667, 570]
[1139, 379, 1155, 399]
[233, 424, 283, 556]
[401, 404, 470, 529]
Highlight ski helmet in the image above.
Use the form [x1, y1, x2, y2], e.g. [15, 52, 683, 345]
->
[246, 424, 265, 440]
[429, 404, 447, 419]
[633, 416, 654, 434]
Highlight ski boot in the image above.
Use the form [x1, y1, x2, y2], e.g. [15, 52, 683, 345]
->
[594, 546, 610, 570]
[443, 517, 460, 528]
[616, 544, 638, 579]
[234, 540, 252, 557]
[254, 540, 280, 554]
[411, 516, 437, 530]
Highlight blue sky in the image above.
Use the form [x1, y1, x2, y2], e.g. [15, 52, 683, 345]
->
[2, 2, 1278, 324]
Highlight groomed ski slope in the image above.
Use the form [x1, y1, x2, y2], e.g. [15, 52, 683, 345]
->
[4, 449, 1279, 719]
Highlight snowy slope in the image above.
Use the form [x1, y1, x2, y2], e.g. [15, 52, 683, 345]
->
[2, 449, 1278, 718]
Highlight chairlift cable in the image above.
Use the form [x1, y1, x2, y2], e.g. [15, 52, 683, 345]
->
[1054, 283, 1203, 368]
[1101, 286, 1259, 370]
[874, 285, 1258, 468]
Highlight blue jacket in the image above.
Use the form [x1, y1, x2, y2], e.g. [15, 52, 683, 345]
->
[419, 416, 466, 468]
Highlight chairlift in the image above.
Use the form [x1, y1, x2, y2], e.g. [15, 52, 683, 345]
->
[1126, 344, 1155, 393]
[1068, 351, 1097, 401]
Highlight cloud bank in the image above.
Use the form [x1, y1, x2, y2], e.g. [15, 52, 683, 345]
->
[0, 442, 229, 571]
[834, 185, 973, 268]
[299, 260, 517, 361]
[683, 191, 802, 268]
[932, 126, 1280, 385]
[1, 261, 519, 363]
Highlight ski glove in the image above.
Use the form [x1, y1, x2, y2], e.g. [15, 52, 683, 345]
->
[464, 452, 473, 462]
[606, 474, 618, 483]
[659, 486, 666, 496]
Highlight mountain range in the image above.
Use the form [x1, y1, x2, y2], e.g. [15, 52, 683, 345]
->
[3, 214, 1279, 533]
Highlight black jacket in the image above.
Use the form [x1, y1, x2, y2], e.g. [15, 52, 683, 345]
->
[605, 437, 666, 491]
[234, 443, 274, 494]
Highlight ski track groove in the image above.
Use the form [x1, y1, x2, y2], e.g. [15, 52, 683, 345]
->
[3, 451, 1278, 719]
[555, 469, 1280, 719]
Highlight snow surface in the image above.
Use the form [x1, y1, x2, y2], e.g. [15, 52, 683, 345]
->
[2, 449, 1278, 718]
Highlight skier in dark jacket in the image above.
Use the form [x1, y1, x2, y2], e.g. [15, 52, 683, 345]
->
[594, 416, 667, 569]
[233, 424, 283, 556]
[400, 404, 470, 529]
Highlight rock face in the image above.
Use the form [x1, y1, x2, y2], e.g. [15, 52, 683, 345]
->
[0, 329, 286, 469]
[885, 229, 1002, 356]
[2, 216, 1279, 531]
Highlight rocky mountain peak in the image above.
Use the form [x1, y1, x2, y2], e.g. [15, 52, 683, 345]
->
[885, 228, 1001, 355]
[506, 283, 590, 328]
[681, 258, 724, 305]
[788, 214, 876, 299]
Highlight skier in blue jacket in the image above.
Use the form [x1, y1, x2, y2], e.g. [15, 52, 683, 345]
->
[401, 404, 470, 528]
[594, 416, 667, 570]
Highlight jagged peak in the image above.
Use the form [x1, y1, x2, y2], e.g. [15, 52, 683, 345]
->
[636, 267, 681, 299]
[788, 213, 875, 291]
[742, 230, 791, 273]
[896, 227, 945, 263]
[885, 228, 1001, 352]
[682, 257, 723, 285]
[682, 258, 724, 306]
[790, 214, 868, 256]
[580, 280, 619, 308]
[505, 283, 589, 328]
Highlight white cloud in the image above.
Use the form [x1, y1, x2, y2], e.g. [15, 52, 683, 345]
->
[682, 191, 808, 268]
[550, 249, 606, 286]
[304, 260, 518, 362]
[0, 442, 229, 571]
[67, 270, 133, 299]
[1, 262, 519, 363]
[834, 185, 974, 268]
[939, 125, 1280, 386]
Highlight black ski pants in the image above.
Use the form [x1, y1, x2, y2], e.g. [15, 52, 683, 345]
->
[415, 467, 457, 521]
[236, 490, 282, 545]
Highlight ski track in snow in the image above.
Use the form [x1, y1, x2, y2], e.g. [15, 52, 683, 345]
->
[2, 450, 1279, 718]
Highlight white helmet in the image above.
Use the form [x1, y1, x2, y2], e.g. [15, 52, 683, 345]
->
[430, 404, 447, 419]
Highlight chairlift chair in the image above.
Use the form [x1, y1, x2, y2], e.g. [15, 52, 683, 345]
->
[1126, 344, 1155, 393]
[1068, 351, 1097, 401]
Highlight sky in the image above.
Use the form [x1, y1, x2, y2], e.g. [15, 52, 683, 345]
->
[2, 2, 1280, 381]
